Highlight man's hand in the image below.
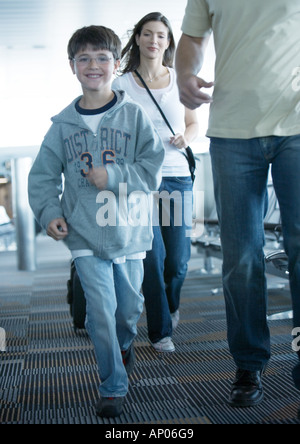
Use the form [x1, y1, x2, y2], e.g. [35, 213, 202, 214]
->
[87, 167, 108, 190]
[47, 218, 69, 241]
[176, 34, 213, 110]
[177, 74, 214, 110]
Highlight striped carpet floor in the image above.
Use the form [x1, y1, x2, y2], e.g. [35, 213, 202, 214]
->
[0, 236, 299, 424]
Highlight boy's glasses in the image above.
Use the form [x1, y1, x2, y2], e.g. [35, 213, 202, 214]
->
[73, 56, 113, 66]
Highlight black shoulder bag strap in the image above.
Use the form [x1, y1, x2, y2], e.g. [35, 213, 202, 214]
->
[134, 70, 196, 183]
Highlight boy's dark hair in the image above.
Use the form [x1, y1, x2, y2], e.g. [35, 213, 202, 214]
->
[121, 12, 176, 74]
[68, 25, 122, 61]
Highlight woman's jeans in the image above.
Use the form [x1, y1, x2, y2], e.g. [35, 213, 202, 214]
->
[210, 135, 300, 371]
[143, 177, 193, 343]
[74, 257, 144, 397]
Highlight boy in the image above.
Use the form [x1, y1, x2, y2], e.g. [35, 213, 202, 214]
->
[28, 26, 164, 418]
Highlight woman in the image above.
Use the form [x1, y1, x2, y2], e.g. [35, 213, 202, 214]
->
[113, 12, 199, 352]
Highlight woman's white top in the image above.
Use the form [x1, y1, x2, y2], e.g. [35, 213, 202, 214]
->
[113, 68, 190, 177]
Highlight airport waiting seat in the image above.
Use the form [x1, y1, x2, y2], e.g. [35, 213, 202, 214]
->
[0, 221, 16, 251]
[192, 172, 290, 300]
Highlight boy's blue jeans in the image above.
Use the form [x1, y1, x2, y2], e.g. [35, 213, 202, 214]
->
[74, 257, 144, 397]
[143, 177, 193, 343]
[210, 135, 300, 371]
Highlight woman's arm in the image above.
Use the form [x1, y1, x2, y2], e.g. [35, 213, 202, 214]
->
[184, 107, 200, 145]
[170, 107, 199, 149]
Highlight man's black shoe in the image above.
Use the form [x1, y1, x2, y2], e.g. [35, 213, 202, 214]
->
[228, 369, 264, 407]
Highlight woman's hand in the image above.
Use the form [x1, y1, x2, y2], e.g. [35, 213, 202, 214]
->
[170, 133, 188, 149]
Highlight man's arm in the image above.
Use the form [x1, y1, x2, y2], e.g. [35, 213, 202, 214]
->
[176, 34, 214, 110]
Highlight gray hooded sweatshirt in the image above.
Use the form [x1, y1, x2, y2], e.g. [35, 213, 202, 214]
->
[28, 90, 165, 260]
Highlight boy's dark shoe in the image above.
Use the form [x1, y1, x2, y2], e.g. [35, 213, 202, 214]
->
[122, 343, 135, 376]
[228, 369, 264, 407]
[95, 397, 125, 418]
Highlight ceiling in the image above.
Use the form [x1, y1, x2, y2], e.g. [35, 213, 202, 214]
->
[0, 0, 187, 51]
[0, 0, 190, 161]
[0, 0, 214, 171]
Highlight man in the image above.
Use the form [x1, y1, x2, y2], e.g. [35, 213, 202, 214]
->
[176, 0, 300, 407]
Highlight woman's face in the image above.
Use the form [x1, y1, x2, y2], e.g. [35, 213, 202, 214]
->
[135, 21, 170, 62]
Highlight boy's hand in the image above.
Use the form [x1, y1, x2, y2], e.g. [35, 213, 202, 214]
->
[87, 167, 108, 190]
[47, 218, 69, 241]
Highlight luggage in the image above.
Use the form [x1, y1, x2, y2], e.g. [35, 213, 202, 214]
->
[67, 261, 86, 330]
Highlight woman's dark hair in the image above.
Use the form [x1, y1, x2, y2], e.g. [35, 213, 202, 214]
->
[68, 25, 122, 61]
[121, 12, 176, 74]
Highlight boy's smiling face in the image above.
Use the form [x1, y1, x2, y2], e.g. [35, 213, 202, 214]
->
[70, 44, 120, 94]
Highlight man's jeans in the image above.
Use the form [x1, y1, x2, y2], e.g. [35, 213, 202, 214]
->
[74, 257, 144, 397]
[210, 135, 300, 371]
[143, 177, 193, 343]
